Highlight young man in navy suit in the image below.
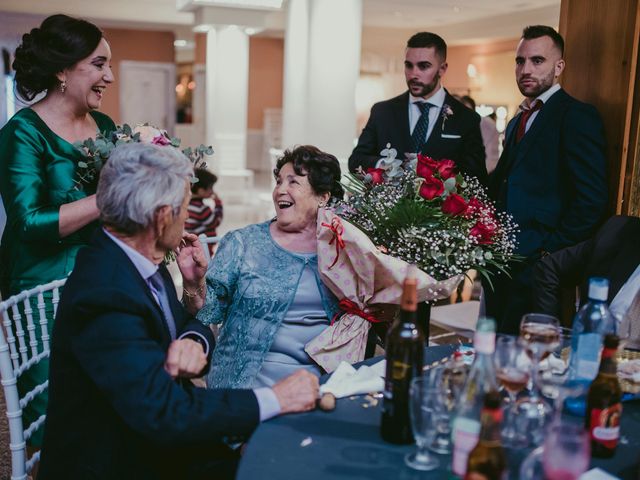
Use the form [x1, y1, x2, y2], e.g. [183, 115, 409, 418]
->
[39, 143, 319, 479]
[349, 32, 487, 185]
[487, 25, 608, 333]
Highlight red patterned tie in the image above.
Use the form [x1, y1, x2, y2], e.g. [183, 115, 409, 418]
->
[515, 100, 543, 142]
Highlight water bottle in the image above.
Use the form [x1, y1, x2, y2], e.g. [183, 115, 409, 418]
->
[565, 277, 616, 416]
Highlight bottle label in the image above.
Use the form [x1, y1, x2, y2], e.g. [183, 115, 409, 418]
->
[473, 332, 495, 355]
[391, 360, 411, 380]
[452, 417, 481, 476]
[575, 333, 601, 380]
[590, 403, 622, 449]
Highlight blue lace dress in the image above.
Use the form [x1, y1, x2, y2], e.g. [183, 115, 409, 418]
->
[197, 220, 339, 389]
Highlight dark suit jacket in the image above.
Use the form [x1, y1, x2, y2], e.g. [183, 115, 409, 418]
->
[348, 90, 488, 185]
[533, 216, 640, 318]
[489, 88, 608, 258]
[39, 229, 260, 480]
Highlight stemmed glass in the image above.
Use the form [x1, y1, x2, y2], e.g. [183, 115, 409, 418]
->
[405, 375, 440, 471]
[494, 336, 530, 447]
[517, 313, 561, 445]
[543, 422, 590, 480]
[538, 327, 589, 421]
[428, 365, 461, 454]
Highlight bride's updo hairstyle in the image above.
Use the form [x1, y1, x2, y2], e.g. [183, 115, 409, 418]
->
[12, 14, 103, 101]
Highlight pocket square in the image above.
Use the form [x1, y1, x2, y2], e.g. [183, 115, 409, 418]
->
[441, 134, 462, 139]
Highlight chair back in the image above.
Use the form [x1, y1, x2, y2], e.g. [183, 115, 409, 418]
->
[0, 278, 66, 480]
[198, 234, 220, 263]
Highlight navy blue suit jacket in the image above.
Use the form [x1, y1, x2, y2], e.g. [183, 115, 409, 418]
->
[39, 229, 259, 479]
[489, 88, 608, 258]
[348, 91, 488, 185]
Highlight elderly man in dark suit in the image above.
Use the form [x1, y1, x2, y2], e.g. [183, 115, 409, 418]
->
[38, 143, 319, 479]
[349, 31, 487, 185]
[487, 25, 608, 333]
[533, 215, 640, 345]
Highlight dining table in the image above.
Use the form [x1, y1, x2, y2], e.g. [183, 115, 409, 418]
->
[237, 344, 640, 480]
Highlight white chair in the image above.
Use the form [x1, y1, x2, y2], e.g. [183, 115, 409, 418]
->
[0, 278, 66, 480]
[198, 234, 220, 263]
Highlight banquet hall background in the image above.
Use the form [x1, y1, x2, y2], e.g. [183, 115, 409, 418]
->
[0, 0, 640, 476]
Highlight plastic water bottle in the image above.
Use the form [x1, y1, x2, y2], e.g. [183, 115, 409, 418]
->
[565, 277, 616, 416]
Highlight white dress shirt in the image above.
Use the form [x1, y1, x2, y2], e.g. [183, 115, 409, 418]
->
[409, 86, 447, 143]
[610, 264, 640, 320]
[518, 83, 562, 134]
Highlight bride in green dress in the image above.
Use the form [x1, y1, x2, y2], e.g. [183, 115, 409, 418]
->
[0, 14, 116, 446]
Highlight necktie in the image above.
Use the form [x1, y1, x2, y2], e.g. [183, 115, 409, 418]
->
[620, 287, 640, 349]
[148, 270, 177, 340]
[515, 100, 543, 142]
[411, 102, 433, 153]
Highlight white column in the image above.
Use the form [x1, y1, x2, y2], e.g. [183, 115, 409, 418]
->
[281, 0, 310, 149]
[204, 25, 253, 203]
[281, 0, 362, 161]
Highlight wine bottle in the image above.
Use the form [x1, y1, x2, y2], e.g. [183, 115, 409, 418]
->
[451, 316, 498, 478]
[380, 264, 425, 444]
[465, 390, 507, 480]
[585, 334, 622, 458]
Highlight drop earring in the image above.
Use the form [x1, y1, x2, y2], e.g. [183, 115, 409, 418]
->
[60, 81, 67, 93]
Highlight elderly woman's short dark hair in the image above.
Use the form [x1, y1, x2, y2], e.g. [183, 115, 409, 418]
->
[274, 145, 344, 199]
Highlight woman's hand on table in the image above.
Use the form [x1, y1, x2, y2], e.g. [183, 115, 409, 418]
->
[272, 370, 319, 414]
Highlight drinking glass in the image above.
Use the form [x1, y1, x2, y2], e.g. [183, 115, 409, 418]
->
[494, 336, 530, 447]
[543, 422, 590, 480]
[405, 376, 440, 471]
[428, 366, 459, 454]
[538, 327, 589, 420]
[517, 313, 561, 445]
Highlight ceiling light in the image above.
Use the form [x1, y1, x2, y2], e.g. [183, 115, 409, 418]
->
[185, 0, 283, 10]
[193, 24, 213, 32]
[174, 39, 188, 47]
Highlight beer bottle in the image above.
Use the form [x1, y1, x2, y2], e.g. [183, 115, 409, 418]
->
[380, 264, 425, 444]
[465, 390, 507, 480]
[586, 334, 622, 458]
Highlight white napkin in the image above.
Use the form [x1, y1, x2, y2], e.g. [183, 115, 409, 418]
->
[579, 468, 620, 480]
[319, 360, 386, 398]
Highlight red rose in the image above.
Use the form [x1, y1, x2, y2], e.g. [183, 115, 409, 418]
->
[366, 167, 385, 184]
[465, 197, 484, 217]
[470, 221, 497, 245]
[419, 175, 444, 200]
[437, 159, 457, 179]
[442, 193, 468, 216]
[416, 154, 438, 178]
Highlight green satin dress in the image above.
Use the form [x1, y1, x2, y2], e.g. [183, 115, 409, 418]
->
[0, 107, 115, 445]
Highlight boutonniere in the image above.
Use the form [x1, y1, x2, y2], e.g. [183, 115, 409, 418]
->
[441, 104, 454, 130]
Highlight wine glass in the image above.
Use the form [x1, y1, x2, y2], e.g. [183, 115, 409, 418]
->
[538, 327, 589, 420]
[428, 365, 460, 454]
[405, 376, 440, 471]
[543, 422, 590, 480]
[517, 313, 561, 445]
[494, 336, 530, 447]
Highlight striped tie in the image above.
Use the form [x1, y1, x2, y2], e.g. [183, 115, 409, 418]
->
[411, 102, 433, 153]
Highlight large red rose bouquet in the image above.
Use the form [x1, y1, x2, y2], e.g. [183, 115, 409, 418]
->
[338, 144, 518, 285]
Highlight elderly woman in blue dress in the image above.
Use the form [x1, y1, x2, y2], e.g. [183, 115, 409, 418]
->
[198, 145, 345, 388]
